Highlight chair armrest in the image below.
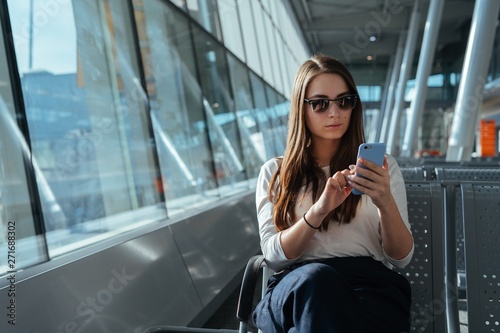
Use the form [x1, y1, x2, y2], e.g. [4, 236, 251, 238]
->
[236, 255, 266, 323]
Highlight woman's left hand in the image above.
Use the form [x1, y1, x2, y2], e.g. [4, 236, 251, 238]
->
[349, 156, 414, 260]
[347, 156, 392, 207]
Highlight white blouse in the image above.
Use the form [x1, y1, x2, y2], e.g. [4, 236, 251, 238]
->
[255, 154, 414, 272]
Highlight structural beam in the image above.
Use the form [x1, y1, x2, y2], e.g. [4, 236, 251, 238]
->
[387, 0, 421, 155]
[446, 0, 500, 161]
[379, 30, 406, 144]
[372, 54, 394, 143]
[401, 0, 445, 157]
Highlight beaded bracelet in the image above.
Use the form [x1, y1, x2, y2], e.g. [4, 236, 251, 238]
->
[303, 213, 320, 230]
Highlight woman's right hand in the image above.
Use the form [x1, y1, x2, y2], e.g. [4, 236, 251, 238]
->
[279, 168, 353, 259]
[310, 169, 352, 217]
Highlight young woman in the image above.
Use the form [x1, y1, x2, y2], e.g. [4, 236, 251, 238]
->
[253, 54, 414, 333]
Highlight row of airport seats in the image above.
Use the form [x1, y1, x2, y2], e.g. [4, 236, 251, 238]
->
[143, 157, 500, 333]
[235, 171, 500, 333]
[396, 157, 500, 333]
[399, 158, 500, 291]
[398, 156, 500, 181]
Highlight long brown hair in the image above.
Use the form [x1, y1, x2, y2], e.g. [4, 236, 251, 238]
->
[269, 54, 365, 231]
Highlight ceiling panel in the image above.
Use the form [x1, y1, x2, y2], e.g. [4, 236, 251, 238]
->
[288, 0, 476, 73]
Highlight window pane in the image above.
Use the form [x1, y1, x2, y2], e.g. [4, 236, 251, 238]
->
[217, 0, 245, 60]
[192, 27, 246, 190]
[252, 2, 273, 84]
[250, 72, 277, 160]
[186, 0, 222, 41]
[357, 85, 382, 102]
[364, 109, 381, 143]
[238, 1, 261, 75]
[266, 87, 287, 156]
[135, 0, 223, 214]
[0, 26, 47, 275]
[227, 54, 265, 179]
[264, 14, 282, 91]
[8, 0, 165, 257]
[170, 0, 187, 11]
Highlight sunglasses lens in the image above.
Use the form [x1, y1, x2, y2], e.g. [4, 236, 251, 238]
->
[337, 96, 356, 110]
[310, 99, 330, 113]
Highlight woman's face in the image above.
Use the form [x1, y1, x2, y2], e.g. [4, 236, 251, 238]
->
[304, 73, 353, 146]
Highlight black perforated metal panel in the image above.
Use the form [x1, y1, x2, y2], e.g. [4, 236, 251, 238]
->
[400, 167, 425, 181]
[437, 168, 500, 181]
[397, 182, 446, 333]
[462, 184, 500, 333]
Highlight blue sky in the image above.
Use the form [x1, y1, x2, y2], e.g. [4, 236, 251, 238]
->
[8, 0, 77, 74]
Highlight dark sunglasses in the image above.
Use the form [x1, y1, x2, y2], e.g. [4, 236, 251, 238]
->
[304, 94, 358, 113]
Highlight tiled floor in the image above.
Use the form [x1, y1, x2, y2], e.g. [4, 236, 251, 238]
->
[203, 283, 254, 331]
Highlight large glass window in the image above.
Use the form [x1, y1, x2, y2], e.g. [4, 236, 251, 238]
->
[227, 54, 265, 179]
[192, 27, 246, 188]
[0, 24, 47, 275]
[8, 0, 165, 257]
[135, 0, 212, 213]
[1, 0, 297, 272]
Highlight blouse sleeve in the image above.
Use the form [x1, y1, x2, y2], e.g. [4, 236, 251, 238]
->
[382, 155, 414, 269]
[255, 158, 298, 272]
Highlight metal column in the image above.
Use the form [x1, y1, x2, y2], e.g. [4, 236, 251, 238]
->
[446, 0, 500, 161]
[371, 56, 393, 143]
[402, 0, 445, 157]
[387, 0, 421, 155]
[378, 31, 406, 144]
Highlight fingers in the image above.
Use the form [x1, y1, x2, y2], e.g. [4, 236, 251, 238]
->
[382, 156, 388, 170]
[316, 171, 352, 214]
[355, 157, 385, 174]
[340, 169, 352, 180]
[330, 171, 350, 191]
[348, 158, 390, 197]
[348, 174, 376, 193]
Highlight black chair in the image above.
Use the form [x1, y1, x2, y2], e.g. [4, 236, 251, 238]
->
[236, 255, 267, 332]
